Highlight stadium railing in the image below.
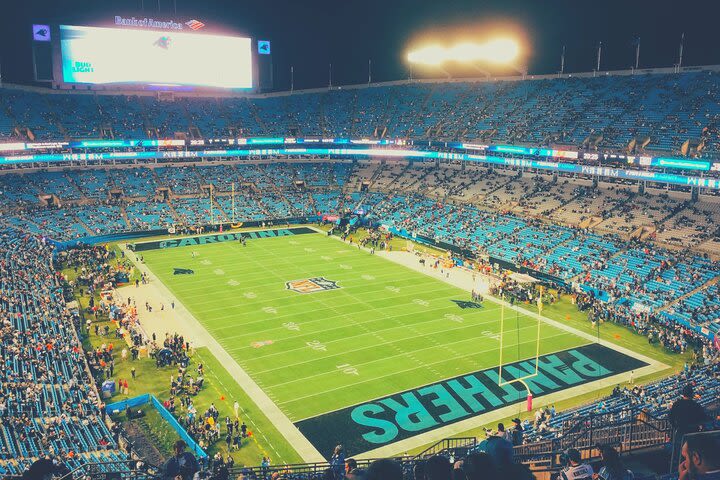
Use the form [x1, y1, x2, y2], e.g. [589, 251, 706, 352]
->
[511, 405, 720, 469]
[414, 436, 478, 459]
[0, 461, 163, 480]
[58, 460, 163, 480]
[228, 456, 417, 478]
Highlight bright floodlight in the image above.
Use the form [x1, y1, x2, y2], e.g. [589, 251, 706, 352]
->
[481, 38, 520, 63]
[407, 38, 520, 65]
[407, 45, 446, 66]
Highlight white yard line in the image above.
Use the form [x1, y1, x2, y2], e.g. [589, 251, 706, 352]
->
[250, 313, 538, 375]
[213, 303, 504, 339]
[177, 282, 459, 312]
[265, 329, 571, 390]
[280, 331, 573, 411]
[224, 306, 507, 357]
[120, 244, 326, 464]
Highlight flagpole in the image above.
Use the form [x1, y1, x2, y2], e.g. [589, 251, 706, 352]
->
[596, 41, 602, 72]
[560, 45, 565, 75]
[368, 59, 372, 85]
[290, 66, 294, 93]
[635, 38, 640, 70]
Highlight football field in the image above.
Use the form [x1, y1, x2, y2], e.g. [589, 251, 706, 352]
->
[139, 229, 589, 425]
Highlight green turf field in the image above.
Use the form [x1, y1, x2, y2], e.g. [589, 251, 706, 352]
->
[140, 231, 588, 423]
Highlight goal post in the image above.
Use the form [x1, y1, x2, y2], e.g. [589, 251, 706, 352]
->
[496, 287, 544, 411]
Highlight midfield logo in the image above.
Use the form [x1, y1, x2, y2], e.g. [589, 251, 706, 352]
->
[286, 277, 341, 294]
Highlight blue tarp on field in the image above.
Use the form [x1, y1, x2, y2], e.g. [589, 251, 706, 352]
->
[105, 394, 207, 459]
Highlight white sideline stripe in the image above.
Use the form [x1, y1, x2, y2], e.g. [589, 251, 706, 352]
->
[194, 350, 284, 461]
[121, 245, 326, 463]
[281, 331, 575, 410]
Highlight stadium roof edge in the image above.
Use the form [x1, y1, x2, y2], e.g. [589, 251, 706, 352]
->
[1, 63, 719, 99]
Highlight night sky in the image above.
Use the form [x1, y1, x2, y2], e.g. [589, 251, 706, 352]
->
[1, 0, 719, 91]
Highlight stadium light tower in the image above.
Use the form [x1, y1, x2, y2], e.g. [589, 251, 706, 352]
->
[407, 38, 525, 75]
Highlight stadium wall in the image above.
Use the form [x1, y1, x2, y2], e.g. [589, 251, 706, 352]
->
[51, 216, 322, 250]
[386, 225, 570, 287]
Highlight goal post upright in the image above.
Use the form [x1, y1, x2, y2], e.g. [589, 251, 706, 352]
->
[209, 184, 214, 225]
[232, 182, 236, 224]
[496, 287, 544, 410]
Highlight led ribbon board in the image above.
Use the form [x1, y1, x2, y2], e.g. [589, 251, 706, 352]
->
[0, 147, 718, 190]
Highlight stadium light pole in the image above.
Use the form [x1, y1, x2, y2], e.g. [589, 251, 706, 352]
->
[678, 33, 685, 70]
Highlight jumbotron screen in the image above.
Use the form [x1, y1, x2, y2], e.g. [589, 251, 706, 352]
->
[60, 25, 253, 89]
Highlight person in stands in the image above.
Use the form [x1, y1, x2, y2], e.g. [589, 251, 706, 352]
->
[330, 444, 345, 477]
[480, 426, 513, 469]
[594, 445, 633, 480]
[366, 458, 403, 480]
[679, 433, 720, 480]
[511, 418, 524, 446]
[424, 454, 451, 480]
[559, 448, 594, 480]
[670, 385, 707, 467]
[162, 440, 199, 480]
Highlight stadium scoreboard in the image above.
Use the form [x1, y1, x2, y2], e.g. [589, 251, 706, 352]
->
[59, 25, 252, 89]
[35, 17, 268, 91]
